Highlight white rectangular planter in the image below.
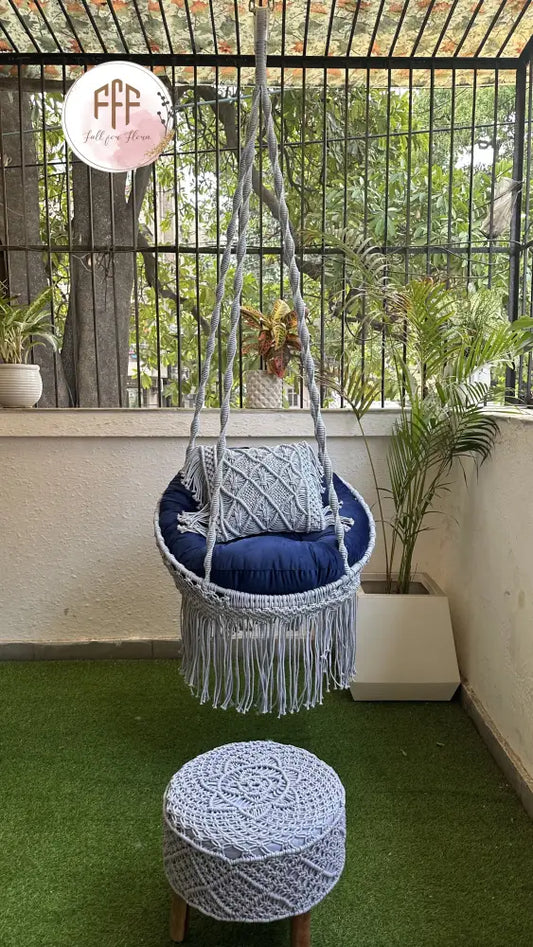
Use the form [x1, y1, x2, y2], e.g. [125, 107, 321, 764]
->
[350, 572, 460, 701]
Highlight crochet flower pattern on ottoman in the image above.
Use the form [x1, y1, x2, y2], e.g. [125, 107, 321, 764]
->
[163, 741, 346, 923]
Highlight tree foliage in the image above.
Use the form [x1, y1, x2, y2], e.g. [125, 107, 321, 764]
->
[0, 75, 520, 406]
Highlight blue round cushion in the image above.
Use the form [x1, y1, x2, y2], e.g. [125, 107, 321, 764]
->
[159, 472, 371, 596]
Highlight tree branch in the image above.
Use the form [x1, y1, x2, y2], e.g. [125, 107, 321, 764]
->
[137, 232, 210, 334]
[184, 83, 320, 281]
[129, 164, 153, 221]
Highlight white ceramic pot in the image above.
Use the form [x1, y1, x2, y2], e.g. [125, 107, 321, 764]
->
[245, 369, 283, 409]
[350, 572, 460, 701]
[0, 363, 43, 408]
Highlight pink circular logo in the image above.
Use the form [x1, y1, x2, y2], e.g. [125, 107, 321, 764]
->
[62, 61, 173, 173]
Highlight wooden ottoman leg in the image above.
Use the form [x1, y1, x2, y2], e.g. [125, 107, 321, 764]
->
[291, 910, 311, 947]
[169, 892, 190, 943]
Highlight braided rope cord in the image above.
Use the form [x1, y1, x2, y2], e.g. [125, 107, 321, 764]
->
[258, 50, 348, 569]
[202, 89, 260, 580]
[186, 4, 347, 581]
[184, 88, 261, 465]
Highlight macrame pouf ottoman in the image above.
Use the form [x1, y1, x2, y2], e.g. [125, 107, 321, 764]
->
[163, 741, 346, 945]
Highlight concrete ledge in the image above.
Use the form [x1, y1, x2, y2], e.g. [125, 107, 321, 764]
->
[0, 406, 399, 438]
[0, 638, 182, 661]
[461, 682, 533, 820]
[2, 406, 527, 440]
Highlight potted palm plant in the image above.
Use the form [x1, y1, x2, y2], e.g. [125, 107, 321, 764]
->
[0, 286, 56, 408]
[324, 242, 533, 699]
[241, 299, 302, 408]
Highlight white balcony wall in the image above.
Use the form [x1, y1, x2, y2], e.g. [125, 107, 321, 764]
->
[0, 408, 413, 644]
[433, 415, 533, 781]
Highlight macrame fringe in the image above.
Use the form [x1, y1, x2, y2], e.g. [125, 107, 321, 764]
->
[323, 506, 355, 532]
[177, 503, 211, 535]
[179, 587, 357, 715]
[180, 448, 209, 506]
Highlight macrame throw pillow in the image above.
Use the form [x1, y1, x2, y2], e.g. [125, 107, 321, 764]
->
[178, 442, 340, 543]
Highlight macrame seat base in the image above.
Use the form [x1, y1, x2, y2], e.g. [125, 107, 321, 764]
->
[163, 741, 346, 923]
[155, 470, 375, 715]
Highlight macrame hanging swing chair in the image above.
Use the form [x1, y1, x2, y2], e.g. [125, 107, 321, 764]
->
[155, 0, 375, 715]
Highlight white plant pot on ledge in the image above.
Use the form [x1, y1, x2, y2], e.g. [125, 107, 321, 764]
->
[0, 363, 43, 408]
[350, 572, 460, 701]
[245, 369, 283, 409]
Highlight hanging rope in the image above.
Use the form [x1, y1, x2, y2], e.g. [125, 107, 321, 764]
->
[185, 88, 261, 464]
[184, 1, 348, 582]
[259, 52, 348, 571]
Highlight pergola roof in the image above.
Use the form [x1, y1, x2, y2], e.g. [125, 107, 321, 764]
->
[1, 0, 532, 84]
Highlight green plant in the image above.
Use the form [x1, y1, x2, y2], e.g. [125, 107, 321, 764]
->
[241, 299, 302, 378]
[0, 286, 57, 364]
[385, 280, 533, 592]
[324, 255, 533, 593]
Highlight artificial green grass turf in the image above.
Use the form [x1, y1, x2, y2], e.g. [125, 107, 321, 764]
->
[1, 661, 532, 947]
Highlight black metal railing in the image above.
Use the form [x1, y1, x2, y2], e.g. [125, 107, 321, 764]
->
[0, 50, 532, 406]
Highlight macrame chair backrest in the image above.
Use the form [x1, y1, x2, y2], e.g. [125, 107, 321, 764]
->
[185, 1, 348, 583]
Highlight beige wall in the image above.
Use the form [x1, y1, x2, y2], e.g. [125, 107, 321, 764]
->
[0, 408, 409, 643]
[433, 416, 533, 779]
[1, 408, 532, 781]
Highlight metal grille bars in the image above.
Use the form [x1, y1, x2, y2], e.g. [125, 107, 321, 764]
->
[0, 3, 532, 406]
